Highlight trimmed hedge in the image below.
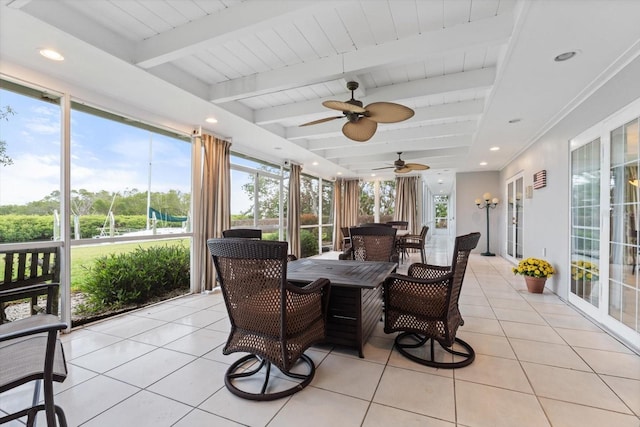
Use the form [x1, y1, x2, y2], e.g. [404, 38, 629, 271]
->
[79, 244, 190, 312]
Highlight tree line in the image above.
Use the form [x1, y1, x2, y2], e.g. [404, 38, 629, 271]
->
[0, 188, 190, 217]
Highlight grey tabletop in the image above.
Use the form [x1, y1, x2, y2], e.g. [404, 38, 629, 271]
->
[287, 258, 397, 289]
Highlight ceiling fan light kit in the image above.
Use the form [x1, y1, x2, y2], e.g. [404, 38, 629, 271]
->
[300, 81, 414, 142]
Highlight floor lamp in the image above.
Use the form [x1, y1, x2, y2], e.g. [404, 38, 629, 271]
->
[475, 193, 499, 256]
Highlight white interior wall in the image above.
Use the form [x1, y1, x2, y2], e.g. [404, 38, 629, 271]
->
[500, 55, 640, 298]
[455, 171, 500, 254]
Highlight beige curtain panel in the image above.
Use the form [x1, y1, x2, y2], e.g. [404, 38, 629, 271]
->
[343, 179, 360, 228]
[332, 178, 361, 250]
[395, 175, 419, 234]
[287, 163, 301, 258]
[332, 179, 343, 250]
[195, 134, 231, 292]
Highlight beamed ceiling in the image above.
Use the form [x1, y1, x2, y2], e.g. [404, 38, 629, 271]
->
[1, 0, 640, 193]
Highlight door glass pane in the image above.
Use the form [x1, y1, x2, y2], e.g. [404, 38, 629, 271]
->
[515, 177, 524, 258]
[507, 182, 514, 257]
[609, 118, 639, 332]
[570, 138, 600, 306]
[434, 195, 448, 230]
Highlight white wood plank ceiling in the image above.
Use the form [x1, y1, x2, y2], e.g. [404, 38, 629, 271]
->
[4, 0, 640, 193]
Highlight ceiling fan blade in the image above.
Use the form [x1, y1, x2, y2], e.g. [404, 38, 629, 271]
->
[372, 165, 395, 170]
[364, 102, 415, 123]
[342, 118, 377, 142]
[299, 116, 343, 127]
[394, 166, 412, 174]
[323, 100, 366, 113]
[405, 163, 430, 171]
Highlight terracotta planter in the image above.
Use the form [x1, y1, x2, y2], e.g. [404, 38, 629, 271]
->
[524, 276, 547, 293]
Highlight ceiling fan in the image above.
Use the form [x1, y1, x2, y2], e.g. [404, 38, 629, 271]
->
[299, 81, 414, 142]
[373, 152, 430, 174]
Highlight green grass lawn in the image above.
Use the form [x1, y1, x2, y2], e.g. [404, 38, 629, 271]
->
[70, 238, 190, 291]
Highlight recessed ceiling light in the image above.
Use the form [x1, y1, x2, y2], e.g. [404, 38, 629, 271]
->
[438, 179, 443, 183]
[205, 117, 218, 123]
[490, 146, 500, 151]
[39, 49, 64, 61]
[312, 161, 318, 166]
[480, 162, 488, 166]
[508, 118, 521, 124]
[554, 51, 577, 62]
[371, 173, 376, 177]
[336, 171, 342, 175]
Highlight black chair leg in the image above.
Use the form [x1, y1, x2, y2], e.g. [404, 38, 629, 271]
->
[224, 354, 316, 401]
[394, 332, 475, 369]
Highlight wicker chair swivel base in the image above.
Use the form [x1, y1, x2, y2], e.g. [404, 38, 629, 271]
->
[207, 239, 330, 401]
[384, 232, 480, 369]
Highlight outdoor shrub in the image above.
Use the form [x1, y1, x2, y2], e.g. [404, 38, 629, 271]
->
[0, 215, 53, 242]
[300, 229, 318, 258]
[263, 231, 279, 241]
[80, 244, 190, 312]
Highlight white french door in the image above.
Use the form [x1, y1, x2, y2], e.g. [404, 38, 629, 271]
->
[505, 174, 524, 264]
[570, 99, 640, 349]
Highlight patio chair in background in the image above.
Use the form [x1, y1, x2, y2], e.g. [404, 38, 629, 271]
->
[207, 239, 330, 400]
[386, 221, 409, 230]
[396, 225, 429, 264]
[221, 228, 262, 239]
[383, 232, 480, 368]
[339, 226, 399, 263]
[340, 226, 351, 251]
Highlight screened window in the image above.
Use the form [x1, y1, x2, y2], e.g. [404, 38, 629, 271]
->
[0, 84, 61, 243]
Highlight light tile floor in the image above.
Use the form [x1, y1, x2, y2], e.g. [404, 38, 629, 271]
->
[2, 235, 639, 426]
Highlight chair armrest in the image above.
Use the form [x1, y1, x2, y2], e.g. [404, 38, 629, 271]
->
[0, 283, 60, 301]
[0, 314, 67, 342]
[338, 247, 354, 260]
[286, 278, 330, 295]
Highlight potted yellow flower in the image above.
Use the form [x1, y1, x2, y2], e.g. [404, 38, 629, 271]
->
[571, 260, 598, 296]
[512, 257, 555, 293]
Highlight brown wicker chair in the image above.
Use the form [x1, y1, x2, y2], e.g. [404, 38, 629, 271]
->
[207, 239, 330, 400]
[383, 232, 480, 368]
[222, 228, 262, 239]
[396, 225, 429, 264]
[386, 221, 409, 230]
[0, 283, 68, 426]
[340, 226, 351, 250]
[339, 226, 399, 263]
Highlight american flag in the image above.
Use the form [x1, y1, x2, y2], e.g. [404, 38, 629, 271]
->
[533, 170, 546, 189]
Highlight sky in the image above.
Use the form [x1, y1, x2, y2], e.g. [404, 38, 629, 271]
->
[0, 88, 193, 207]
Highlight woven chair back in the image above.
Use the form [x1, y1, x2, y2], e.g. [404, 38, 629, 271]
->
[222, 228, 262, 239]
[349, 226, 397, 262]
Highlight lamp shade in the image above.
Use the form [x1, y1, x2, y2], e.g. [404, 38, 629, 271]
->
[482, 192, 491, 200]
[475, 198, 482, 205]
[492, 198, 499, 204]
